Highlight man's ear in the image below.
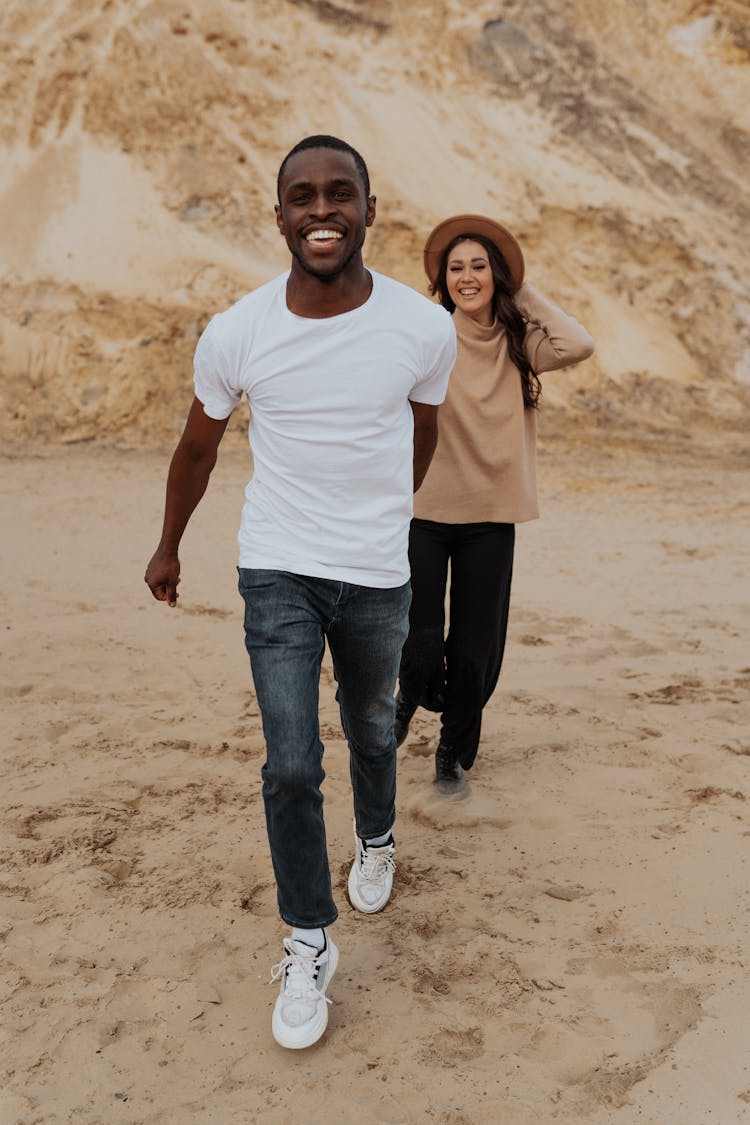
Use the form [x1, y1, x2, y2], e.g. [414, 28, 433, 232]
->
[366, 194, 376, 228]
[274, 203, 284, 235]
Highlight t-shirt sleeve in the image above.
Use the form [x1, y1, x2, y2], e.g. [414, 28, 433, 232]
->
[193, 316, 243, 420]
[409, 311, 457, 405]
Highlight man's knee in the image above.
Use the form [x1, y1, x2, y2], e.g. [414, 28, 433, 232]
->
[338, 688, 396, 754]
[262, 750, 324, 799]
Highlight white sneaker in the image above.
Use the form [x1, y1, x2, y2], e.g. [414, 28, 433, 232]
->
[347, 825, 396, 913]
[270, 935, 339, 1049]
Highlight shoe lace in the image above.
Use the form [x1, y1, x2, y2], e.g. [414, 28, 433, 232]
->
[269, 941, 332, 1004]
[360, 844, 395, 881]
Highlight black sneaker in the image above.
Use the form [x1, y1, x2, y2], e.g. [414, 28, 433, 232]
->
[394, 693, 417, 748]
[435, 741, 466, 794]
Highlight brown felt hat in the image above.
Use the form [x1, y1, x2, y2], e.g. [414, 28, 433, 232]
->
[423, 214, 525, 293]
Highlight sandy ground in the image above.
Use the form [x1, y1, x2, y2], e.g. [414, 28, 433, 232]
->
[1, 430, 749, 1124]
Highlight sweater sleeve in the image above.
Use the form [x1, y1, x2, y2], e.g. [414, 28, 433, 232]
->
[516, 283, 595, 374]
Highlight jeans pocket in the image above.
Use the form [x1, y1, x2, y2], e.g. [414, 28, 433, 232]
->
[237, 567, 283, 594]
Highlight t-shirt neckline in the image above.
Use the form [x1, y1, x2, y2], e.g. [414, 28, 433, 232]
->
[282, 269, 378, 323]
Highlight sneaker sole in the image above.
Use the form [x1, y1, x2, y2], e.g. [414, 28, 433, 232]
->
[271, 942, 339, 1050]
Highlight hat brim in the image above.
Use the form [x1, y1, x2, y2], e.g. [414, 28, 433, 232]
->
[423, 214, 525, 293]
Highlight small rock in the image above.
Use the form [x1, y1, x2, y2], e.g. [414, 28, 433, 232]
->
[545, 885, 583, 901]
[532, 977, 564, 991]
[196, 983, 222, 1004]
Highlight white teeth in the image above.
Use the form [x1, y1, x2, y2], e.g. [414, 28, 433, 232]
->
[306, 230, 343, 241]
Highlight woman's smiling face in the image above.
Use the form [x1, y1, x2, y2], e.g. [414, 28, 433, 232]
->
[444, 239, 495, 325]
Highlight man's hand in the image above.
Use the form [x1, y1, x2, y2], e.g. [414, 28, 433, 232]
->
[145, 548, 181, 607]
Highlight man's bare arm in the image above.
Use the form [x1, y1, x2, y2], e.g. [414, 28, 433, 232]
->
[144, 396, 231, 606]
[410, 401, 439, 492]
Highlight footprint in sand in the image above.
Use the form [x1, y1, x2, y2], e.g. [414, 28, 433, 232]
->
[180, 604, 233, 619]
[418, 1024, 484, 1065]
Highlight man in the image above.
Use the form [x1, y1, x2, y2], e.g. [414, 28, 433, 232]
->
[145, 135, 456, 1050]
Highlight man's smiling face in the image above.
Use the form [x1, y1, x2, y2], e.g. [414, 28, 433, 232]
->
[275, 147, 376, 281]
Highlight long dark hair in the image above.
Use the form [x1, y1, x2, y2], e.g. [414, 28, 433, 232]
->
[432, 233, 542, 409]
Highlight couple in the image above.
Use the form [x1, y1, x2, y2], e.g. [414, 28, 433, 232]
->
[145, 134, 594, 1051]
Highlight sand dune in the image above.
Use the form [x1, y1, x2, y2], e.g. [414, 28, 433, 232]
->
[1, 0, 749, 445]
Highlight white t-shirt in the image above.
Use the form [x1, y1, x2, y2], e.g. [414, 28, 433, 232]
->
[194, 269, 456, 587]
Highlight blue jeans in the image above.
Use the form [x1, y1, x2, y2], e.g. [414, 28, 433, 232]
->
[238, 569, 411, 928]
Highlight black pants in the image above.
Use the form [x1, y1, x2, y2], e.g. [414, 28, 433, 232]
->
[398, 519, 515, 770]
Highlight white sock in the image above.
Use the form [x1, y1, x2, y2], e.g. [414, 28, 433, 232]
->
[291, 926, 325, 952]
[364, 830, 392, 848]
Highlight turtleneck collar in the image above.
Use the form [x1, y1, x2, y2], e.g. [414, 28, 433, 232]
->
[452, 304, 503, 342]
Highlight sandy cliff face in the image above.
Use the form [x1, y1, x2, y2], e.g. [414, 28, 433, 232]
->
[0, 0, 748, 445]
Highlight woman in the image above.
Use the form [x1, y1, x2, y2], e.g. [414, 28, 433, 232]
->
[396, 214, 594, 792]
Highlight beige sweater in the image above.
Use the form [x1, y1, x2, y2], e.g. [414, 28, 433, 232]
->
[414, 283, 595, 524]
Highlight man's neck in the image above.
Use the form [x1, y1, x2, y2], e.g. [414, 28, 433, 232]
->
[285, 259, 373, 319]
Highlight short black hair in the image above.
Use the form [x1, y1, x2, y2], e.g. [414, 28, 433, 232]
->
[276, 135, 371, 201]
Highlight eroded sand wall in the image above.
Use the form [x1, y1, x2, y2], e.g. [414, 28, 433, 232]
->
[1, 0, 748, 444]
